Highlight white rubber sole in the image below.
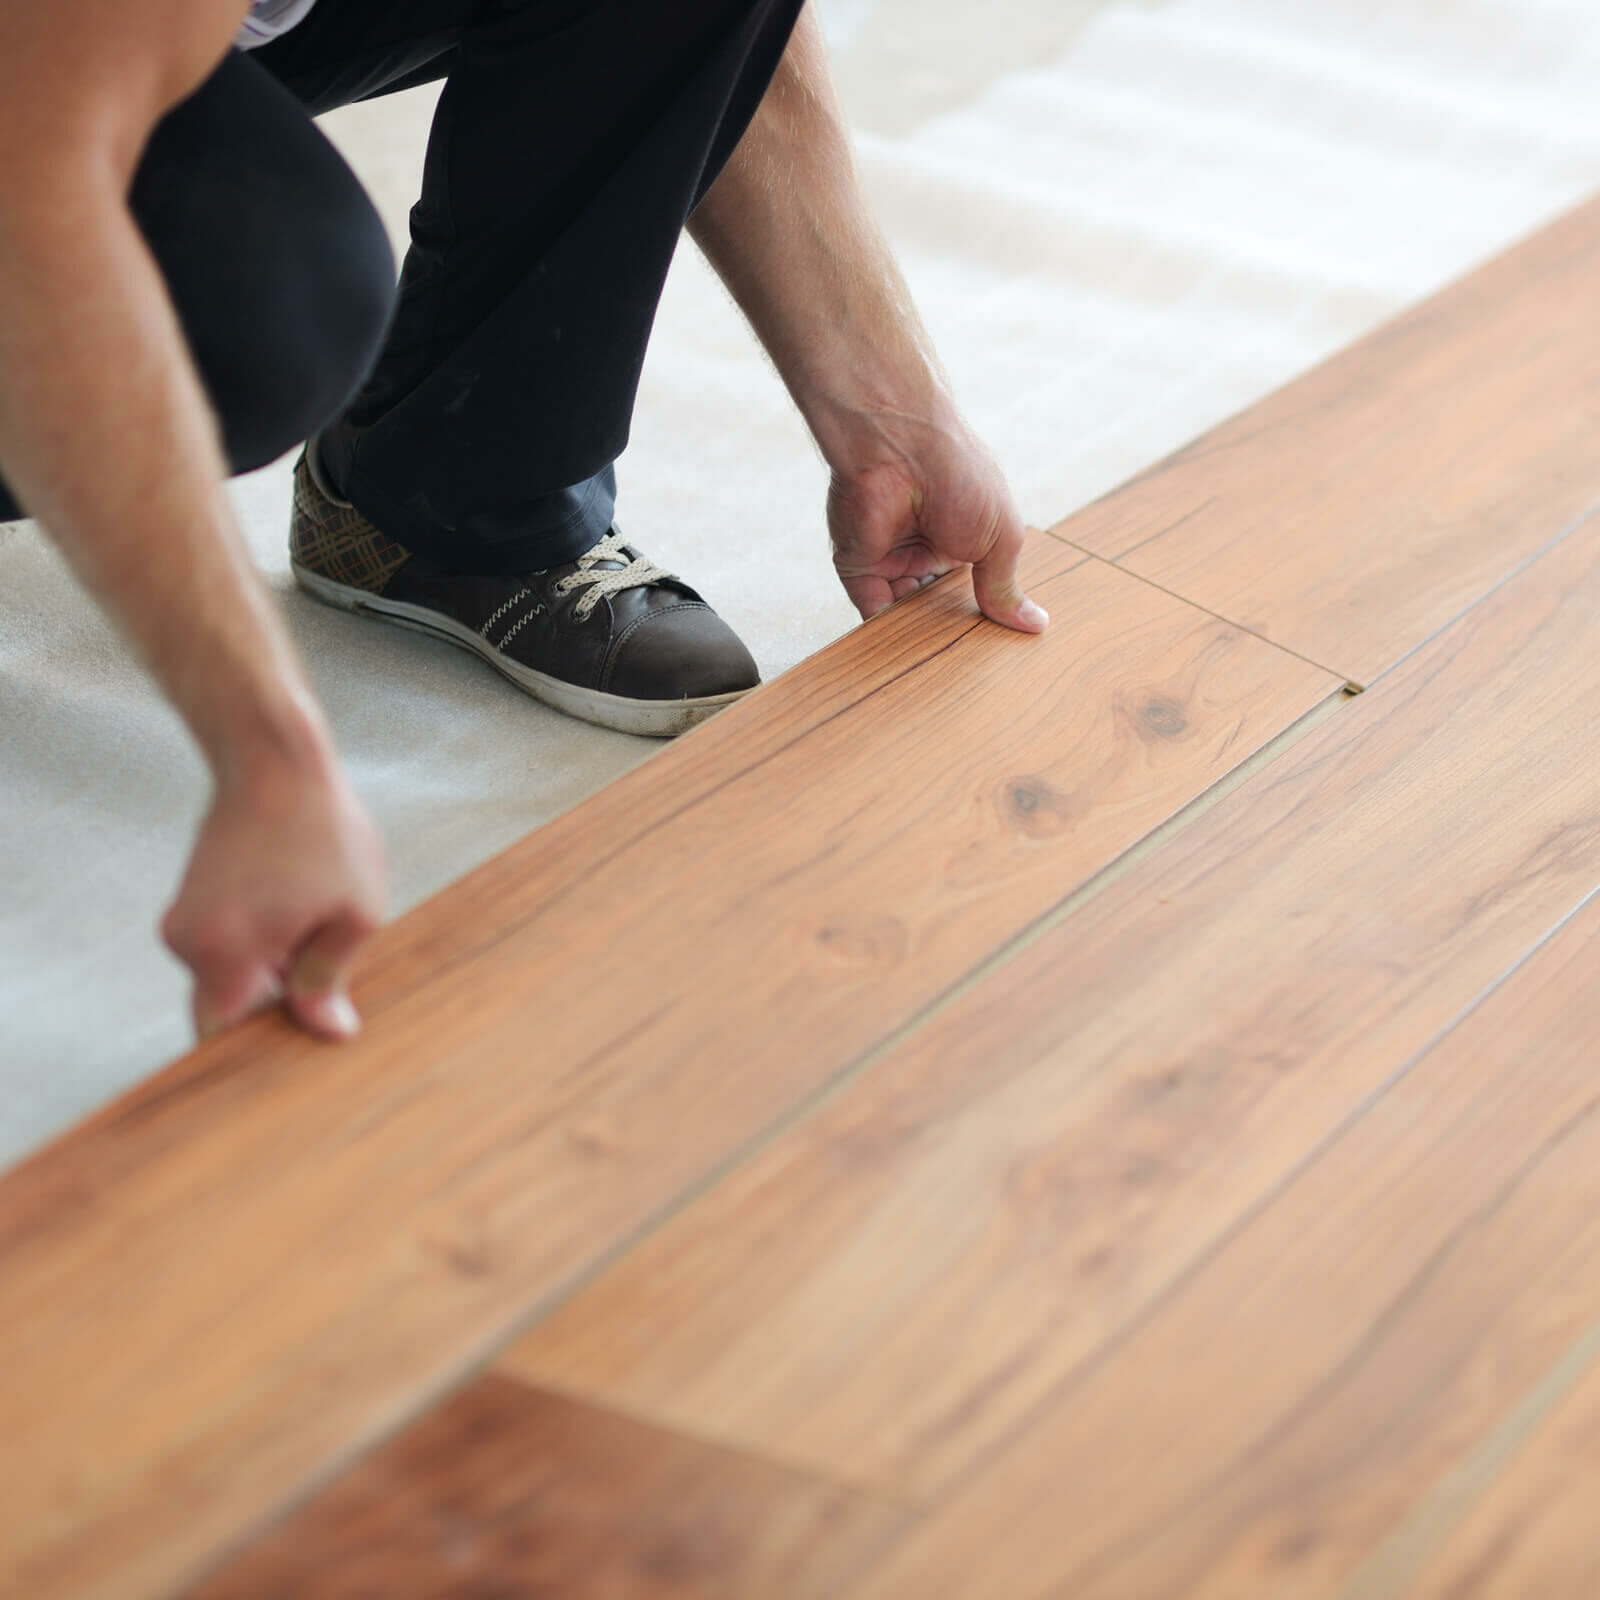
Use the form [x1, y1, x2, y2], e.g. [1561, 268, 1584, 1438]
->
[291, 561, 750, 739]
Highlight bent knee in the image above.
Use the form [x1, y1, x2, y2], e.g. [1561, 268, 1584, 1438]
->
[209, 194, 397, 472]
[131, 51, 396, 474]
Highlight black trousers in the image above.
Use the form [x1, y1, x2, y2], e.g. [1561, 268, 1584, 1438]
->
[0, 0, 803, 572]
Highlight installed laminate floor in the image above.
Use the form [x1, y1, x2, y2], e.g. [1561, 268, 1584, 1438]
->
[506, 513, 1600, 1511]
[5, 200, 1600, 1598]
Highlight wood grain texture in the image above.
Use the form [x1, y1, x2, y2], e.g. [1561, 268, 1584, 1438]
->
[187, 1376, 909, 1600]
[0, 537, 1336, 1599]
[1058, 194, 1600, 687]
[1400, 1320, 1600, 1596]
[857, 893, 1600, 1600]
[506, 511, 1600, 1522]
[835, 526, 1600, 1597]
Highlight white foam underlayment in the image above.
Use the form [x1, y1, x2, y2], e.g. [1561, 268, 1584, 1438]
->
[3, 0, 1599, 1169]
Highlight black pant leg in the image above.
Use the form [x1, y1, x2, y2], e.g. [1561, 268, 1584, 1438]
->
[0, 49, 394, 524]
[296, 0, 806, 575]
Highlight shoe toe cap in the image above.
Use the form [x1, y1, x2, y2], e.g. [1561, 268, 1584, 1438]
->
[606, 603, 760, 701]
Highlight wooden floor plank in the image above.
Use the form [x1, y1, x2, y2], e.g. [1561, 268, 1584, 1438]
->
[0, 539, 1335, 1599]
[187, 1376, 910, 1600]
[1058, 194, 1600, 688]
[1404, 1349, 1600, 1599]
[505, 510, 1600, 1522]
[850, 894, 1600, 1599]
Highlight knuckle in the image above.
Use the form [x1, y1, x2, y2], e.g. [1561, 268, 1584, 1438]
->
[184, 928, 234, 969]
[183, 915, 253, 970]
[258, 905, 311, 953]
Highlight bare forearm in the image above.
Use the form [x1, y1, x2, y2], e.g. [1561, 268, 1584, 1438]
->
[689, 4, 958, 466]
[0, 0, 382, 1041]
[0, 175, 331, 782]
[692, 5, 1044, 633]
[0, 0, 329, 783]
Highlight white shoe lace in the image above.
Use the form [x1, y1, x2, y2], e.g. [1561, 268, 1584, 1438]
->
[554, 529, 676, 621]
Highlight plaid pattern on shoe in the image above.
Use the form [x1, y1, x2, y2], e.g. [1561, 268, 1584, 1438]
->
[290, 464, 410, 592]
[288, 449, 760, 738]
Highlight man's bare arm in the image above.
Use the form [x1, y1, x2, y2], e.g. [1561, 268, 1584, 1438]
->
[690, 4, 1046, 631]
[0, 1, 385, 1039]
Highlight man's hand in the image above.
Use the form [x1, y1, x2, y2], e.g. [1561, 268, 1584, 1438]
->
[162, 749, 387, 1041]
[826, 411, 1047, 630]
[690, 4, 1046, 634]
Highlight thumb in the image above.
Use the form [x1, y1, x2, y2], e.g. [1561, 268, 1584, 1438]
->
[285, 911, 372, 1040]
[971, 517, 1048, 634]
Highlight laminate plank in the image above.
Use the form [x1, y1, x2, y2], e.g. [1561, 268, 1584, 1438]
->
[188, 1375, 910, 1600]
[851, 894, 1600, 1599]
[1400, 1329, 1600, 1598]
[1059, 194, 1600, 687]
[353, 536, 1083, 1018]
[0, 539, 1336, 1599]
[504, 511, 1600, 1521]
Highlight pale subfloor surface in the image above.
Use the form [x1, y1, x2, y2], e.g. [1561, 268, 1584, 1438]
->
[3, 0, 1599, 1167]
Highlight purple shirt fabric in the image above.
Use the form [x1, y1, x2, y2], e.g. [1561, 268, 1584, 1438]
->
[235, 0, 318, 49]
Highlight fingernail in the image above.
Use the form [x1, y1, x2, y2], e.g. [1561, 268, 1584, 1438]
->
[1020, 599, 1049, 629]
[321, 991, 362, 1038]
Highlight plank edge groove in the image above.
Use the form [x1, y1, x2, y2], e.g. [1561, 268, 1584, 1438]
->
[1039, 527, 1364, 689]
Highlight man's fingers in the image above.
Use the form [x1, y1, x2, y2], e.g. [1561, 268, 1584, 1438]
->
[191, 956, 278, 1040]
[888, 572, 945, 602]
[971, 516, 1048, 634]
[843, 565, 954, 620]
[161, 761, 387, 1046]
[285, 910, 374, 1040]
[841, 571, 896, 622]
[164, 907, 277, 1039]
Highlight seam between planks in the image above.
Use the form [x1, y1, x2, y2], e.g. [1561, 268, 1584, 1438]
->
[498, 1370, 926, 1513]
[1037, 528, 1363, 689]
[1041, 496, 1600, 694]
[1333, 1303, 1600, 1600]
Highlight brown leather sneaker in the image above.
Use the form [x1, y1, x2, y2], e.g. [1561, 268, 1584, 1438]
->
[288, 447, 760, 737]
